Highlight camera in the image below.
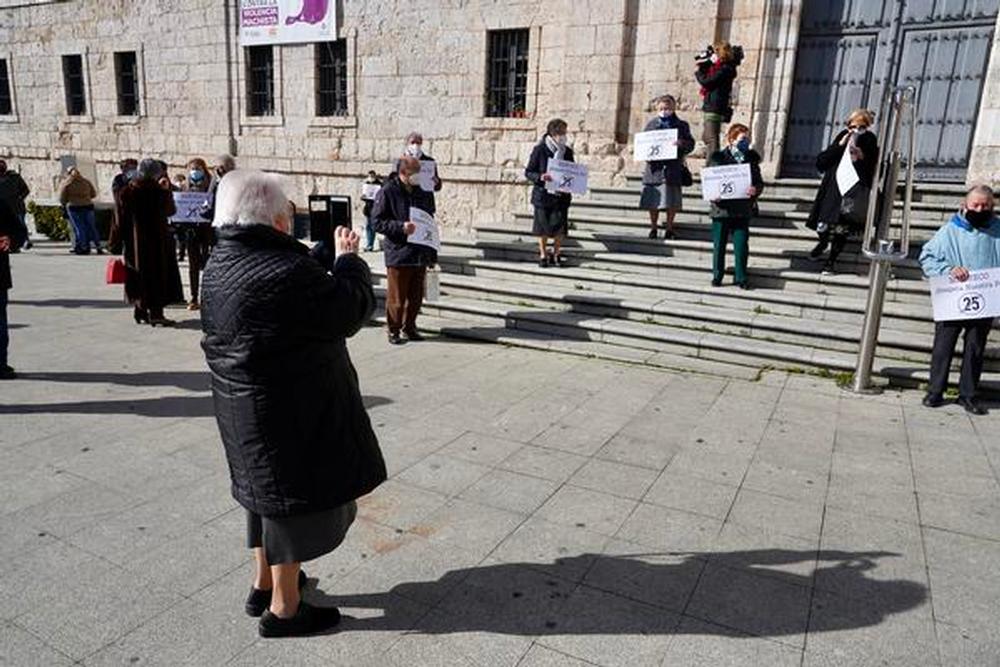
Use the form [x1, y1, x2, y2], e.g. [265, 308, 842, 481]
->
[695, 44, 745, 67]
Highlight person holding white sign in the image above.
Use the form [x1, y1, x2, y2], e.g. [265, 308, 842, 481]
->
[371, 156, 438, 345]
[805, 109, 879, 275]
[392, 132, 441, 208]
[706, 124, 763, 289]
[918, 185, 1000, 414]
[360, 170, 383, 252]
[178, 157, 215, 311]
[638, 95, 695, 240]
[525, 118, 575, 267]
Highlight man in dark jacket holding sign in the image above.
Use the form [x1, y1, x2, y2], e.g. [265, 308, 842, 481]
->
[372, 156, 437, 345]
[200, 170, 386, 638]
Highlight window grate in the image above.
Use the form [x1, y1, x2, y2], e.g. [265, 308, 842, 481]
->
[62, 54, 86, 116]
[114, 51, 139, 116]
[485, 29, 529, 118]
[0, 59, 11, 115]
[246, 45, 275, 117]
[316, 40, 348, 117]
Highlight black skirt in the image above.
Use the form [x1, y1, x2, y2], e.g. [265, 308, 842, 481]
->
[532, 206, 568, 237]
[246, 502, 357, 565]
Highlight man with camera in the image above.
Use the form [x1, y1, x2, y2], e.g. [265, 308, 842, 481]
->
[695, 42, 742, 160]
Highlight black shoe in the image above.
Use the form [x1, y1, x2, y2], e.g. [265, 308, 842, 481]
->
[538, 256, 549, 268]
[957, 397, 988, 416]
[821, 261, 835, 276]
[0, 365, 16, 380]
[388, 332, 406, 345]
[922, 393, 944, 408]
[245, 571, 308, 617]
[133, 307, 149, 324]
[259, 601, 341, 638]
[736, 281, 750, 290]
[711, 278, 723, 287]
[647, 229, 658, 240]
[552, 254, 567, 267]
[809, 240, 828, 260]
[95, 247, 104, 255]
[663, 229, 676, 240]
[403, 329, 425, 342]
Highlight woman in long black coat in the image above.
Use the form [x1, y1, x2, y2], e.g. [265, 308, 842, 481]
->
[524, 118, 574, 267]
[119, 159, 184, 326]
[200, 169, 385, 638]
[806, 109, 879, 275]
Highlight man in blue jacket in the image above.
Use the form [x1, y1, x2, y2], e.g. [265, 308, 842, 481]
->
[919, 185, 1000, 414]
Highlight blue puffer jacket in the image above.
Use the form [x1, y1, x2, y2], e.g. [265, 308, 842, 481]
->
[919, 212, 1000, 277]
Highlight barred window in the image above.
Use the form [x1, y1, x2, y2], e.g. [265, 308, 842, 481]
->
[62, 54, 86, 116]
[246, 45, 275, 117]
[114, 51, 139, 116]
[0, 59, 11, 115]
[485, 29, 529, 118]
[316, 40, 348, 117]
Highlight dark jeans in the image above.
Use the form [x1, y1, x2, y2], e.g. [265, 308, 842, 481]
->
[0, 288, 8, 367]
[712, 218, 749, 284]
[67, 206, 101, 252]
[385, 266, 426, 334]
[928, 317, 995, 399]
[364, 214, 376, 250]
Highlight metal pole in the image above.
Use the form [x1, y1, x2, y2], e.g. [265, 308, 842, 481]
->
[852, 248, 893, 394]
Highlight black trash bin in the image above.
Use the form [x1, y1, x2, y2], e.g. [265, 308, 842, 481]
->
[308, 195, 352, 242]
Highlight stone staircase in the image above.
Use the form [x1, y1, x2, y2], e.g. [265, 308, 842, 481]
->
[369, 177, 1000, 392]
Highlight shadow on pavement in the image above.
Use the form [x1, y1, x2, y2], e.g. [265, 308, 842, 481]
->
[310, 549, 926, 639]
[0, 394, 392, 417]
[22, 371, 211, 391]
[10, 298, 126, 309]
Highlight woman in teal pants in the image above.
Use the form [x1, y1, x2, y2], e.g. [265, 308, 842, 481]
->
[707, 123, 763, 289]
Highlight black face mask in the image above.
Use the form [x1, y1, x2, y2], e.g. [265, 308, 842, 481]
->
[965, 209, 994, 229]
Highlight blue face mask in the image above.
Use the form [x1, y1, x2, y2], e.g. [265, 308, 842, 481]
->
[735, 137, 751, 153]
[189, 169, 206, 183]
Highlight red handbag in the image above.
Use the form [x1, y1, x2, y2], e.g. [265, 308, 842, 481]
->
[105, 258, 127, 284]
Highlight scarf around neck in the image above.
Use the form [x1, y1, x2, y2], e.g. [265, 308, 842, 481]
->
[545, 135, 566, 161]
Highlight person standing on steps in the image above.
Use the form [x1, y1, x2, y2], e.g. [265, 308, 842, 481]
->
[638, 95, 695, 240]
[0, 159, 31, 251]
[919, 185, 1000, 416]
[180, 157, 215, 311]
[392, 132, 442, 213]
[525, 118, 574, 268]
[372, 156, 437, 345]
[361, 170, 382, 252]
[200, 170, 384, 638]
[707, 123, 763, 289]
[806, 109, 879, 275]
[695, 42, 739, 160]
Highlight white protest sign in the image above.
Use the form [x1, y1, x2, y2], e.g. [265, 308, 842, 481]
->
[361, 183, 381, 200]
[544, 159, 589, 195]
[170, 192, 211, 223]
[408, 207, 441, 251]
[633, 129, 678, 161]
[836, 139, 860, 196]
[700, 164, 753, 201]
[929, 267, 1000, 322]
[417, 161, 437, 193]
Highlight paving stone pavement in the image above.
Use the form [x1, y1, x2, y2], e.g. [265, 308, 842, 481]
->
[2, 247, 1000, 666]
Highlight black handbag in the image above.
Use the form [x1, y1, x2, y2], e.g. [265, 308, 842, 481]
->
[840, 183, 870, 227]
[680, 161, 694, 187]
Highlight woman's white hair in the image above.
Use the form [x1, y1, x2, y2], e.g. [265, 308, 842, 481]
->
[212, 169, 290, 228]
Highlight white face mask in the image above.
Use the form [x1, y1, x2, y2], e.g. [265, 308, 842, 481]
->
[658, 110, 674, 119]
[552, 135, 567, 148]
[407, 143, 423, 157]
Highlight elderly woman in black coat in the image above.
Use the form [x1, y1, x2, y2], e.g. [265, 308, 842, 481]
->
[200, 170, 386, 638]
[806, 108, 879, 275]
[525, 118, 574, 267]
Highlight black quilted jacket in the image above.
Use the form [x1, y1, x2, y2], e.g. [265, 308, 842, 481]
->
[200, 224, 386, 517]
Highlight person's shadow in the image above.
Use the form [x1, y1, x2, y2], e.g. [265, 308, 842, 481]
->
[306, 549, 926, 639]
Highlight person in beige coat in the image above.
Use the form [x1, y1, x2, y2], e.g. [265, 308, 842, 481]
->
[59, 167, 103, 255]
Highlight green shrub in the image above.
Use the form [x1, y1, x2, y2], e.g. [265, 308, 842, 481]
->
[26, 201, 70, 241]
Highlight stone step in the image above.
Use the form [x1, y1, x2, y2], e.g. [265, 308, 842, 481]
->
[370, 289, 1000, 393]
[372, 268, 1000, 369]
[447, 258, 934, 334]
[477, 225, 927, 280]
[618, 175, 969, 205]
[566, 198, 949, 237]
[438, 238, 931, 303]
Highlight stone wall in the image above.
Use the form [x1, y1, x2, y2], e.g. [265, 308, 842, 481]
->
[968, 18, 1000, 188]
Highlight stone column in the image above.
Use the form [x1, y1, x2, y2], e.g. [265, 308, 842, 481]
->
[967, 17, 1000, 188]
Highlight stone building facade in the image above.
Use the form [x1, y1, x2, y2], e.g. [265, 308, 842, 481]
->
[0, 0, 998, 232]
